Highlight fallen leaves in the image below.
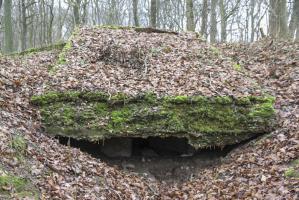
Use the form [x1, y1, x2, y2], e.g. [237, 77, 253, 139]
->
[49, 27, 263, 98]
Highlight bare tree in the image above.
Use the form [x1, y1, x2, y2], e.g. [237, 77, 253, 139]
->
[201, 0, 208, 37]
[186, 0, 195, 31]
[219, 0, 241, 42]
[210, 0, 218, 43]
[289, 0, 299, 40]
[269, 0, 288, 39]
[65, 0, 90, 26]
[133, 0, 139, 26]
[150, 0, 157, 28]
[4, 0, 13, 53]
[296, 0, 299, 40]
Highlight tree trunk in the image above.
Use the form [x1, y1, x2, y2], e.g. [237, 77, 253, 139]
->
[133, 0, 139, 26]
[21, 0, 27, 51]
[73, 0, 81, 26]
[108, 0, 117, 25]
[219, 0, 227, 42]
[4, 0, 13, 53]
[250, 0, 255, 42]
[201, 0, 208, 37]
[48, 0, 55, 44]
[269, 0, 288, 39]
[210, 0, 217, 43]
[290, 0, 299, 41]
[150, 0, 157, 28]
[186, 0, 195, 31]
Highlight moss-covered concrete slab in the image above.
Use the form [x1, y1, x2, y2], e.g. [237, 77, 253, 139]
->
[31, 92, 276, 148]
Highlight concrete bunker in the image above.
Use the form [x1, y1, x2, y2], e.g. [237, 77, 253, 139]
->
[30, 27, 278, 182]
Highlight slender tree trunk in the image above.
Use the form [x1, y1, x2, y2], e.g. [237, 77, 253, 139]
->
[57, 0, 62, 40]
[210, 0, 217, 43]
[186, 0, 195, 31]
[108, 0, 117, 25]
[269, 0, 288, 38]
[250, 0, 255, 42]
[42, 0, 47, 45]
[4, 0, 13, 53]
[73, 0, 81, 25]
[201, 0, 208, 37]
[21, 0, 27, 51]
[290, 0, 299, 40]
[150, 0, 157, 28]
[156, 0, 160, 27]
[81, 0, 88, 24]
[219, 0, 227, 42]
[133, 0, 139, 26]
[279, 0, 288, 38]
[48, 0, 54, 44]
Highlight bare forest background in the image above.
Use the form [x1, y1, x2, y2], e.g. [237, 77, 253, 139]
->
[0, 0, 298, 54]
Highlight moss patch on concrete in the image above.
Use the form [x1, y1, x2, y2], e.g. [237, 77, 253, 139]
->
[9, 43, 65, 56]
[31, 92, 276, 148]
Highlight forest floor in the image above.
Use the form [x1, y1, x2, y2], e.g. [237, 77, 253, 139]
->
[0, 34, 298, 199]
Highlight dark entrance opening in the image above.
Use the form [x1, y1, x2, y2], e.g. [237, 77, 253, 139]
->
[58, 136, 253, 183]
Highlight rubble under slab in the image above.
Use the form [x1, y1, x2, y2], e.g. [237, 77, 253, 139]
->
[58, 135, 258, 183]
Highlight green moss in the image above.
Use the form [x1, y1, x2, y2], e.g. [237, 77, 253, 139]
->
[284, 167, 299, 178]
[0, 175, 27, 193]
[33, 92, 276, 148]
[233, 63, 242, 71]
[0, 174, 38, 199]
[292, 159, 299, 166]
[94, 103, 108, 115]
[190, 96, 209, 104]
[164, 96, 189, 104]
[49, 28, 80, 73]
[214, 96, 233, 104]
[10, 135, 27, 163]
[62, 106, 76, 126]
[249, 98, 275, 119]
[141, 92, 157, 104]
[64, 91, 81, 101]
[31, 91, 109, 105]
[57, 40, 72, 65]
[9, 43, 65, 56]
[31, 92, 61, 106]
[110, 93, 130, 104]
[81, 91, 109, 101]
[167, 112, 185, 131]
[111, 107, 132, 125]
[249, 96, 275, 103]
[0, 176, 26, 192]
[236, 97, 252, 105]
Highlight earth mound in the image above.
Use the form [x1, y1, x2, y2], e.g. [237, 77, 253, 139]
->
[32, 27, 276, 148]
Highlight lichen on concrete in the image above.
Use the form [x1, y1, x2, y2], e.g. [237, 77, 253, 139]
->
[31, 92, 276, 148]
